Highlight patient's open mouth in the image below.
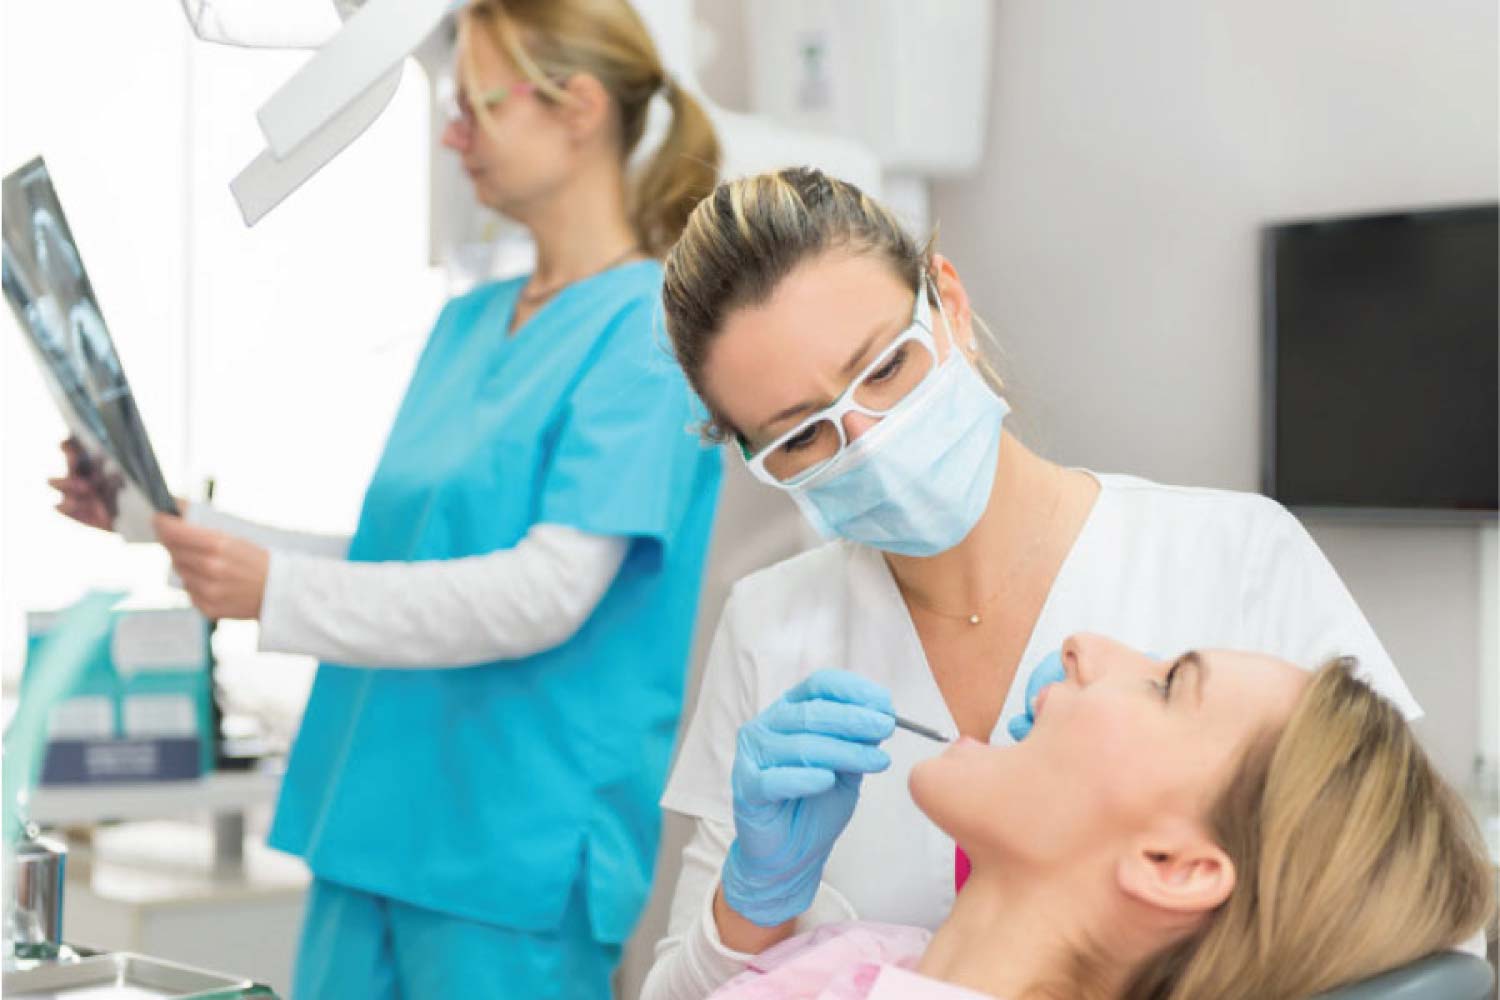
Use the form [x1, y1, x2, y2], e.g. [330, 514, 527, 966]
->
[1033, 683, 1057, 719]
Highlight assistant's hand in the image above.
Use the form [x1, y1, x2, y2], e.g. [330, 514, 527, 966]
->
[48, 438, 120, 531]
[154, 513, 269, 620]
[722, 669, 896, 928]
[1007, 649, 1066, 742]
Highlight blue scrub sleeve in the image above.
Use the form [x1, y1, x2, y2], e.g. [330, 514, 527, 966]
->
[538, 298, 708, 556]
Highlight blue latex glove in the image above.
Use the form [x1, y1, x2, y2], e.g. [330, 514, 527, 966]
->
[722, 669, 896, 927]
[1006, 649, 1067, 742]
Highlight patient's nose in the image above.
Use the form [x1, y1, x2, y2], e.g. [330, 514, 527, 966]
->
[1062, 633, 1125, 686]
[1064, 634, 1163, 688]
[1060, 635, 1091, 685]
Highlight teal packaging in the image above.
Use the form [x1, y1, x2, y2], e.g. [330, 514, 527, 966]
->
[23, 606, 213, 784]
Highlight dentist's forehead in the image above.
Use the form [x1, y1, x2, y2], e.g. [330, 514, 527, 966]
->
[704, 252, 913, 439]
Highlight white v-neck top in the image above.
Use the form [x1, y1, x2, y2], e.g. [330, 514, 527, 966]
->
[643, 474, 1419, 1000]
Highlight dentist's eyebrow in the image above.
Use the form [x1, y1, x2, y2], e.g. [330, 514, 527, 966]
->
[838, 325, 888, 378]
[753, 316, 901, 439]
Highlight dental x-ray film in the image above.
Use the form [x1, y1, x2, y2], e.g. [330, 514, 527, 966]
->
[2, 157, 178, 517]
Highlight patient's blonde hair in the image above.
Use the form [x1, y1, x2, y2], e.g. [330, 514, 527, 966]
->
[459, 0, 720, 257]
[661, 167, 1003, 443]
[1123, 659, 1495, 1000]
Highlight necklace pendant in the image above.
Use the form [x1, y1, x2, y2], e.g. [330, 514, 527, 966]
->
[968, 613, 982, 626]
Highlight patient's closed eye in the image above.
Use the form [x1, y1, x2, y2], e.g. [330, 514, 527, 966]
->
[1154, 659, 1185, 702]
[1153, 652, 1206, 706]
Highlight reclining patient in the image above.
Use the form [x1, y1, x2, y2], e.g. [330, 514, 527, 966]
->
[710, 635, 1494, 1000]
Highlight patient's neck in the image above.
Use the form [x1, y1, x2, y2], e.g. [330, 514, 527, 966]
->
[917, 860, 1147, 1000]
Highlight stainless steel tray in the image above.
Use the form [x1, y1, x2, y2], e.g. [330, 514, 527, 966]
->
[3, 952, 271, 999]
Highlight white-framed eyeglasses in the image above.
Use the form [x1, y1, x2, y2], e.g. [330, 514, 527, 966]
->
[739, 278, 953, 488]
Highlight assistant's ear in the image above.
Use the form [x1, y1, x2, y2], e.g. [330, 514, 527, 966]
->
[1116, 830, 1236, 918]
[928, 253, 977, 355]
[557, 72, 613, 143]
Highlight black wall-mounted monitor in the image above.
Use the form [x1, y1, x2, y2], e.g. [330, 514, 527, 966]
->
[1262, 204, 1498, 518]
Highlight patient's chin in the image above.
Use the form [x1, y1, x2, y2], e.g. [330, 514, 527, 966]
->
[908, 754, 967, 840]
[908, 757, 942, 815]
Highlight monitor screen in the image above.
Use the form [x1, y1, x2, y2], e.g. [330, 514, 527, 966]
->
[1263, 204, 1498, 515]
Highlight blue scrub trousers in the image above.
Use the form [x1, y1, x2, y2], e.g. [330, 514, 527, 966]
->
[292, 876, 620, 999]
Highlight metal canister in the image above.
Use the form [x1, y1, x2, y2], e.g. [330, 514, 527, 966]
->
[7, 832, 66, 960]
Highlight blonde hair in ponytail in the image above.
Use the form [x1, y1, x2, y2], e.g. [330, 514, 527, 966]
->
[633, 79, 719, 258]
[458, 0, 720, 257]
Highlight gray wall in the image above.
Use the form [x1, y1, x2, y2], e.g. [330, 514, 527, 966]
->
[927, 0, 1497, 787]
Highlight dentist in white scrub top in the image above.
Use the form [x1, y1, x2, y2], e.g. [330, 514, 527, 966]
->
[638, 167, 1421, 1000]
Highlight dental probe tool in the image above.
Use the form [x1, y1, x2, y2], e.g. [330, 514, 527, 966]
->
[894, 714, 952, 743]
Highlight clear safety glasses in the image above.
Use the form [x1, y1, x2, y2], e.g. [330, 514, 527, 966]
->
[739, 280, 951, 488]
[438, 78, 541, 128]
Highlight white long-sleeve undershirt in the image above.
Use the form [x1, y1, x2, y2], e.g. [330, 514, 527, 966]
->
[186, 504, 628, 668]
[639, 815, 857, 1000]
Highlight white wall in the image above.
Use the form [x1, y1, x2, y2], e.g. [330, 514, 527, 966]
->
[1, 0, 193, 676]
[0, 0, 444, 717]
[928, 0, 1498, 784]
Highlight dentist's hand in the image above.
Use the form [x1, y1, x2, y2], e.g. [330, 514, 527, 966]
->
[721, 669, 895, 928]
[1007, 649, 1066, 742]
[154, 513, 269, 620]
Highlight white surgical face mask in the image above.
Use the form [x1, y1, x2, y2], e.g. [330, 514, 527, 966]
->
[786, 292, 1008, 557]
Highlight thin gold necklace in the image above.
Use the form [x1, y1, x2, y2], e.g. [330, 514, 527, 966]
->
[895, 471, 1067, 627]
[518, 242, 640, 307]
[898, 579, 1001, 626]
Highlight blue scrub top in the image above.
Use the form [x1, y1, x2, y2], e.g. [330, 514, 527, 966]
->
[267, 261, 723, 943]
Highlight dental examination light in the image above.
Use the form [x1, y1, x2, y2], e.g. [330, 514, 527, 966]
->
[176, 0, 881, 288]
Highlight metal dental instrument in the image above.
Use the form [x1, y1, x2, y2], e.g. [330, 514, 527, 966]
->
[894, 714, 952, 743]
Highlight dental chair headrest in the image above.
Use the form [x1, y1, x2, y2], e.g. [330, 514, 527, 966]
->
[1312, 951, 1494, 1000]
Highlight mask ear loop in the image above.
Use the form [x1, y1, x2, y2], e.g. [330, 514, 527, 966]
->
[927, 271, 1008, 398]
[925, 272, 979, 353]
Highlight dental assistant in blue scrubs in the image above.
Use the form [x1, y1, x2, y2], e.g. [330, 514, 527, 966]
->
[53, 2, 723, 997]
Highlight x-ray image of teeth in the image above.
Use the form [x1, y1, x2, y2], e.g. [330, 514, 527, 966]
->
[2, 156, 178, 516]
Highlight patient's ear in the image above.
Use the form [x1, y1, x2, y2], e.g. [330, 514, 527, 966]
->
[1116, 828, 1235, 916]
